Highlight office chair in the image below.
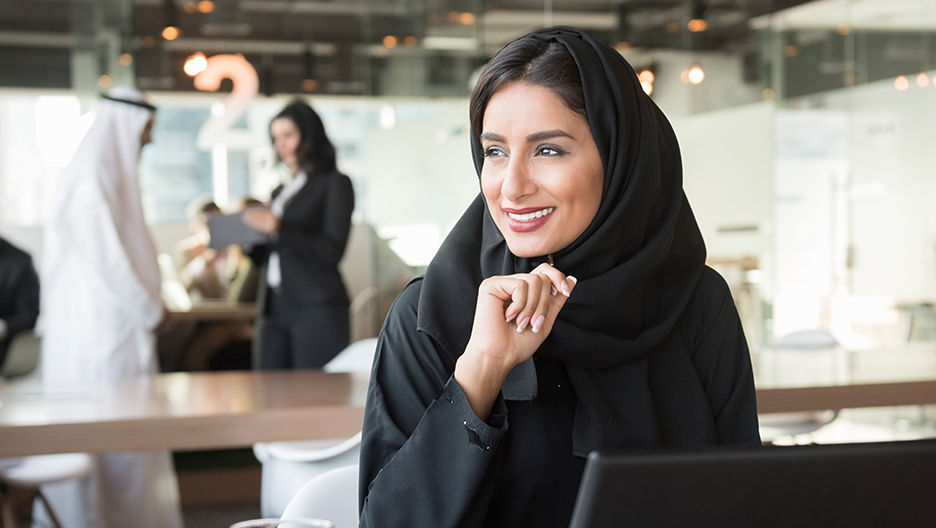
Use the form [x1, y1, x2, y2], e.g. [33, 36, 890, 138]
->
[757, 329, 843, 444]
[279, 464, 359, 528]
[0, 453, 93, 528]
[253, 338, 377, 517]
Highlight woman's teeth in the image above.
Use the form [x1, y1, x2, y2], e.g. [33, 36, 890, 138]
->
[508, 207, 555, 222]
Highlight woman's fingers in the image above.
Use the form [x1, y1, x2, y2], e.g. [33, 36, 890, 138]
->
[502, 279, 527, 324]
[529, 274, 553, 333]
[487, 269, 577, 335]
[530, 262, 578, 299]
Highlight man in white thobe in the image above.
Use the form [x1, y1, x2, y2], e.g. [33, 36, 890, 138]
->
[38, 87, 183, 528]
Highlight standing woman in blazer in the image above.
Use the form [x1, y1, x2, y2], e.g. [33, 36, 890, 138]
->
[244, 100, 355, 369]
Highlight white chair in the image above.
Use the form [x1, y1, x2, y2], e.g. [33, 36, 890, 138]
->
[254, 338, 377, 518]
[757, 329, 843, 444]
[0, 453, 93, 528]
[279, 464, 359, 528]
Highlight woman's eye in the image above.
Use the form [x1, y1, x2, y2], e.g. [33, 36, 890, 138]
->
[537, 145, 567, 157]
[483, 146, 506, 158]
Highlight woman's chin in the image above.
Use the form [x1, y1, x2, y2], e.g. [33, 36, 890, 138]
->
[504, 239, 562, 259]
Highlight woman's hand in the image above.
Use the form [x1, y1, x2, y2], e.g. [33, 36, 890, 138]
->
[454, 263, 577, 420]
[242, 207, 280, 234]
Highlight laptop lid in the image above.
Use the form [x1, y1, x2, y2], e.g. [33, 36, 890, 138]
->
[569, 439, 936, 528]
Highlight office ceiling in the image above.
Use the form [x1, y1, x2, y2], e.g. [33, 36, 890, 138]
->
[1, 0, 932, 97]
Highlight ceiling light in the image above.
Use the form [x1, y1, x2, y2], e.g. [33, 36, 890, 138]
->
[198, 0, 215, 13]
[162, 0, 181, 40]
[916, 73, 929, 88]
[98, 74, 112, 88]
[303, 46, 316, 91]
[119, 53, 133, 67]
[687, 64, 705, 84]
[638, 67, 655, 95]
[894, 75, 909, 91]
[162, 26, 181, 40]
[689, 2, 707, 32]
[383, 35, 397, 48]
[184, 52, 208, 76]
[688, 19, 708, 32]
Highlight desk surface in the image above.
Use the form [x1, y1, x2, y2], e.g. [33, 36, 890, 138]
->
[0, 370, 366, 458]
[752, 343, 936, 414]
[3, 345, 936, 457]
[169, 301, 257, 323]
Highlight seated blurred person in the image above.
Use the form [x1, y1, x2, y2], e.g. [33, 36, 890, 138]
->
[167, 197, 259, 370]
[175, 197, 228, 301]
[0, 236, 40, 372]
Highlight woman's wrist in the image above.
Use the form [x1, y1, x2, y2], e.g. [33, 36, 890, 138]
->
[454, 344, 515, 422]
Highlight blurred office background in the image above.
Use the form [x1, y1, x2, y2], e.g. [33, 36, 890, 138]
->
[3, 0, 936, 519]
[4, 0, 936, 349]
[0, 0, 936, 508]
[0, 0, 934, 347]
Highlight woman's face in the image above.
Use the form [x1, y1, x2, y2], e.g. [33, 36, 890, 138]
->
[271, 117, 302, 172]
[480, 82, 603, 258]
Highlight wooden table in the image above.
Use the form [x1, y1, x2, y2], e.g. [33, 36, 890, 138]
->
[3, 345, 935, 458]
[0, 370, 366, 458]
[753, 343, 936, 414]
[169, 301, 257, 323]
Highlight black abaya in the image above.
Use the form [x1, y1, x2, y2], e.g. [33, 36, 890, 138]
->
[359, 268, 758, 528]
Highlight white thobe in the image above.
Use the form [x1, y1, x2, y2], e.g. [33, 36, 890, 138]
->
[37, 88, 183, 528]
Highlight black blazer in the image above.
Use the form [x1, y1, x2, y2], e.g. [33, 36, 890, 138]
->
[251, 170, 355, 310]
[0, 238, 40, 367]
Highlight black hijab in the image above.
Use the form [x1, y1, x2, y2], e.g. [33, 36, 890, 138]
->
[418, 27, 710, 456]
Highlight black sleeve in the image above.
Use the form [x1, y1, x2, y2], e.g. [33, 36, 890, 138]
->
[684, 267, 761, 445]
[277, 174, 354, 268]
[359, 280, 509, 528]
[4, 252, 40, 337]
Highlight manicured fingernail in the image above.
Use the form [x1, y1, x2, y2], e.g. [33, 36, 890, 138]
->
[550, 285, 558, 297]
[516, 317, 530, 333]
[506, 312, 517, 323]
[531, 315, 545, 333]
[563, 276, 578, 296]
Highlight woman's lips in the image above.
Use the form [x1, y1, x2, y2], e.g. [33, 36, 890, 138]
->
[504, 207, 555, 233]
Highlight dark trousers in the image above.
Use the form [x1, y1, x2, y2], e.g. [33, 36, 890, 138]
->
[255, 289, 349, 369]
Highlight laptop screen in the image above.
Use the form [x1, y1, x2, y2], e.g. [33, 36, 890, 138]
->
[569, 439, 936, 528]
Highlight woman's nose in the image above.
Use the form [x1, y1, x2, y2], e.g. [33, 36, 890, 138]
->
[501, 159, 537, 201]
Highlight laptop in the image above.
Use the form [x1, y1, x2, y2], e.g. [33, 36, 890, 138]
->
[568, 439, 936, 528]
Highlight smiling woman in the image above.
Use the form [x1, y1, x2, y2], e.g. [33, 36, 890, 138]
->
[358, 27, 761, 528]
[479, 82, 603, 258]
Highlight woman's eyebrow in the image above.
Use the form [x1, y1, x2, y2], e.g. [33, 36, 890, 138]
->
[480, 130, 573, 143]
[527, 129, 573, 142]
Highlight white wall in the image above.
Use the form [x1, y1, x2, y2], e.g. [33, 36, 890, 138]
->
[673, 102, 775, 263]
